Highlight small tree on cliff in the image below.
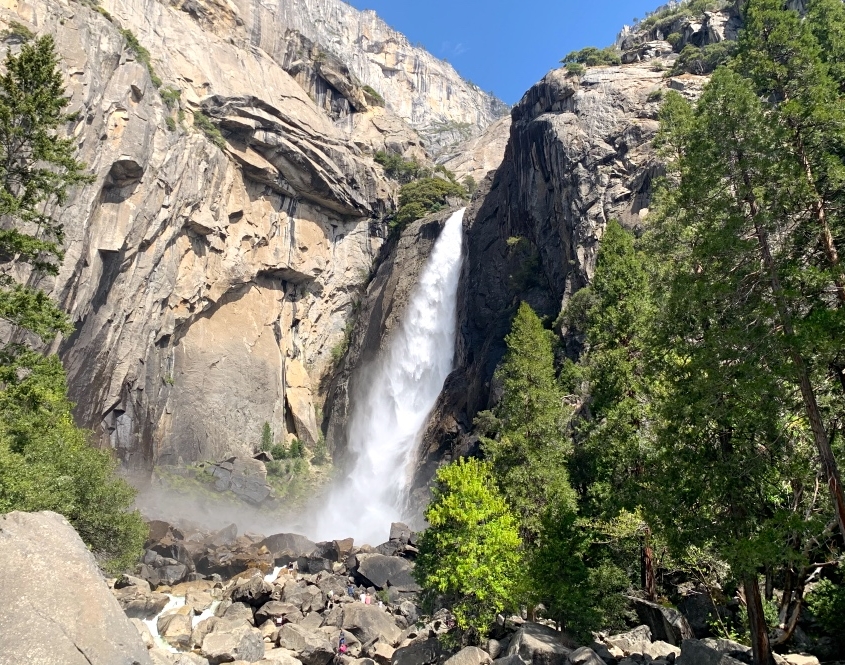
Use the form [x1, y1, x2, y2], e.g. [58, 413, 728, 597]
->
[0, 35, 145, 572]
[414, 458, 523, 643]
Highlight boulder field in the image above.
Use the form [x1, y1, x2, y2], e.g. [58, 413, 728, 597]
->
[0, 511, 824, 665]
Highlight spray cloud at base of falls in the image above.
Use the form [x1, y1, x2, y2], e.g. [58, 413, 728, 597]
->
[310, 208, 466, 546]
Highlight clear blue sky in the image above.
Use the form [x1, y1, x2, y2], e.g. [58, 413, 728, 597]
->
[346, 0, 664, 104]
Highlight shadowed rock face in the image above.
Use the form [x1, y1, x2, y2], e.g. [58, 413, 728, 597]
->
[410, 61, 708, 507]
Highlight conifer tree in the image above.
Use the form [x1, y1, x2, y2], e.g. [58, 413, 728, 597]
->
[479, 302, 576, 541]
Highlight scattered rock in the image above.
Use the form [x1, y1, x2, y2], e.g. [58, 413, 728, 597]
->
[391, 638, 444, 665]
[256, 601, 305, 625]
[232, 577, 275, 607]
[356, 554, 420, 592]
[445, 647, 493, 665]
[210, 457, 273, 505]
[676, 639, 745, 665]
[277, 623, 335, 665]
[224, 601, 257, 626]
[342, 603, 403, 645]
[389, 523, 412, 543]
[605, 626, 652, 655]
[568, 647, 606, 665]
[159, 612, 194, 649]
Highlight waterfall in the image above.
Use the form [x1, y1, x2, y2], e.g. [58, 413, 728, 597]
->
[311, 208, 465, 545]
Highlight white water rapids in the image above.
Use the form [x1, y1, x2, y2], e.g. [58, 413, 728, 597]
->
[311, 208, 465, 545]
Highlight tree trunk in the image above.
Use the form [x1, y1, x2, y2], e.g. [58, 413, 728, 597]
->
[745, 184, 845, 540]
[641, 531, 657, 602]
[744, 576, 776, 665]
[764, 567, 773, 602]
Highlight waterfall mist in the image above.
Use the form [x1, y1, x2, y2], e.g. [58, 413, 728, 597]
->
[309, 208, 465, 545]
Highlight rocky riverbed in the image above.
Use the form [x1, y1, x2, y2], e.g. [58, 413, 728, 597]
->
[0, 511, 826, 665]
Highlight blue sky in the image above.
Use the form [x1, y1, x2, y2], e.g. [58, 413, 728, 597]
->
[346, 0, 664, 104]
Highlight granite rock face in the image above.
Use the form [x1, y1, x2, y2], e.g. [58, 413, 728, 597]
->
[0, 0, 426, 467]
[438, 115, 512, 185]
[0, 511, 153, 665]
[412, 60, 707, 503]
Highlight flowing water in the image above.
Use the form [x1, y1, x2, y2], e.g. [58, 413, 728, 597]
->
[311, 208, 466, 545]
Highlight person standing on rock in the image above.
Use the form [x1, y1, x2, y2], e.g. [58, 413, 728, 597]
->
[359, 591, 366, 603]
[364, 592, 371, 605]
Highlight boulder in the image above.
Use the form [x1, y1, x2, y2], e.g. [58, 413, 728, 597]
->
[131, 617, 156, 649]
[605, 626, 652, 655]
[202, 623, 265, 664]
[301, 611, 325, 631]
[233, 577, 275, 607]
[445, 647, 492, 665]
[628, 597, 694, 646]
[261, 533, 318, 564]
[568, 648, 605, 665]
[261, 649, 306, 665]
[256, 601, 305, 625]
[646, 642, 681, 660]
[389, 523, 412, 544]
[114, 586, 172, 619]
[277, 623, 335, 665]
[677, 639, 746, 665]
[0, 511, 153, 665]
[224, 601, 257, 626]
[193, 617, 220, 649]
[356, 554, 420, 592]
[343, 603, 403, 646]
[371, 642, 397, 665]
[677, 591, 719, 638]
[494, 657, 528, 665]
[505, 622, 572, 665]
[781, 656, 820, 665]
[391, 638, 444, 665]
[159, 612, 194, 649]
[210, 457, 273, 504]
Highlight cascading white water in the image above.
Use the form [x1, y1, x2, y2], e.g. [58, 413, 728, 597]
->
[311, 208, 466, 545]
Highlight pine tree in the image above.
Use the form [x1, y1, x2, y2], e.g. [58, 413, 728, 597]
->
[479, 302, 576, 541]
[414, 458, 523, 643]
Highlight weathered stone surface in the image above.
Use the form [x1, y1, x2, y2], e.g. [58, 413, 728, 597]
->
[0, 511, 152, 665]
[342, 603, 402, 646]
[261, 533, 318, 563]
[568, 648, 605, 665]
[391, 638, 444, 665]
[114, 585, 172, 619]
[676, 639, 746, 665]
[445, 647, 493, 665]
[629, 597, 695, 646]
[202, 623, 265, 664]
[256, 601, 305, 625]
[439, 115, 512, 184]
[210, 457, 273, 504]
[231, 576, 275, 607]
[356, 554, 419, 592]
[505, 622, 572, 665]
[606, 626, 652, 655]
[159, 612, 194, 649]
[277, 624, 335, 665]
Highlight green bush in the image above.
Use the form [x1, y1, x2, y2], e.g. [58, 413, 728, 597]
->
[270, 443, 288, 460]
[670, 41, 737, 75]
[639, 0, 730, 33]
[648, 88, 665, 102]
[289, 439, 305, 458]
[667, 32, 683, 50]
[565, 62, 586, 77]
[463, 175, 477, 195]
[392, 177, 468, 230]
[807, 579, 845, 646]
[120, 28, 162, 88]
[2, 20, 35, 42]
[165, 116, 176, 132]
[193, 111, 226, 149]
[160, 86, 181, 109]
[374, 151, 430, 183]
[561, 46, 620, 67]
[311, 437, 328, 465]
[362, 85, 385, 106]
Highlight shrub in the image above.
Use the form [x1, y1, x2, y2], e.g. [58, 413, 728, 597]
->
[2, 20, 34, 42]
[565, 62, 586, 77]
[392, 177, 467, 230]
[670, 41, 737, 75]
[270, 443, 288, 460]
[648, 88, 664, 102]
[289, 439, 305, 458]
[261, 422, 273, 451]
[120, 28, 162, 88]
[463, 175, 477, 195]
[311, 437, 328, 465]
[160, 86, 181, 109]
[666, 32, 683, 50]
[362, 85, 385, 106]
[807, 579, 845, 647]
[374, 151, 430, 183]
[561, 46, 620, 67]
[165, 116, 176, 132]
[193, 111, 226, 149]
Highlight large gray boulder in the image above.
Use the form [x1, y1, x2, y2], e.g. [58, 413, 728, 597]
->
[210, 457, 272, 504]
[391, 638, 444, 665]
[277, 623, 335, 665]
[356, 554, 420, 592]
[628, 597, 695, 646]
[505, 622, 572, 665]
[605, 625, 652, 655]
[677, 639, 746, 665]
[0, 511, 153, 665]
[201, 623, 265, 664]
[342, 603, 403, 645]
[568, 648, 605, 665]
[445, 647, 493, 665]
[261, 533, 318, 564]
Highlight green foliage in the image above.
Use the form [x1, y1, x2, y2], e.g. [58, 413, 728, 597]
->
[565, 62, 586, 77]
[480, 303, 576, 541]
[119, 28, 162, 88]
[647, 88, 664, 103]
[392, 177, 467, 230]
[806, 579, 845, 646]
[2, 20, 35, 42]
[561, 46, 621, 67]
[666, 32, 683, 50]
[529, 507, 630, 640]
[374, 151, 430, 184]
[362, 85, 384, 106]
[193, 111, 226, 149]
[311, 436, 328, 465]
[261, 422, 273, 452]
[160, 86, 181, 109]
[414, 458, 523, 642]
[463, 175, 477, 195]
[0, 353, 147, 573]
[331, 322, 353, 366]
[270, 443, 288, 460]
[288, 439, 305, 458]
[639, 0, 730, 33]
[669, 41, 737, 75]
[165, 116, 176, 132]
